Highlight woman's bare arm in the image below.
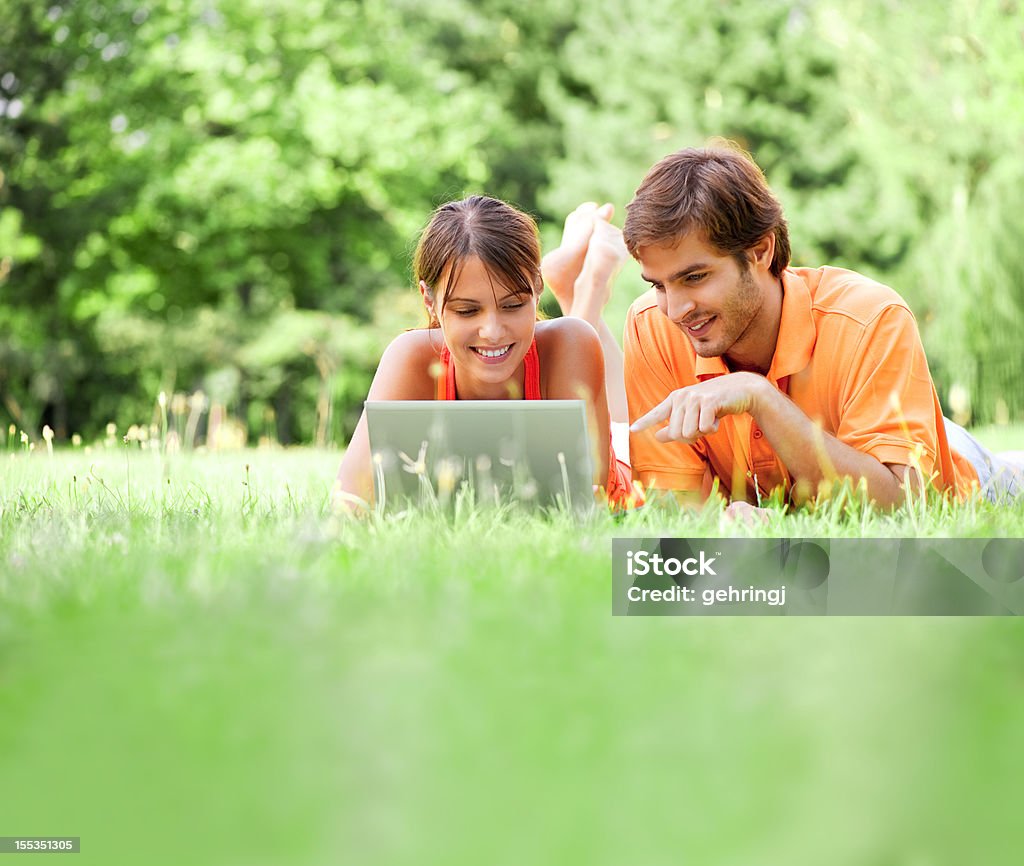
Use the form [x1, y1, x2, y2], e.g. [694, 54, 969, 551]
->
[536, 317, 611, 489]
[335, 331, 437, 509]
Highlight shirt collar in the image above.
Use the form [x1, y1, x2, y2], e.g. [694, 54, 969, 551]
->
[694, 268, 815, 385]
[768, 269, 816, 383]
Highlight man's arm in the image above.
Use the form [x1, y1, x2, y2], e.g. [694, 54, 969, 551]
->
[631, 372, 918, 508]
[748, 376, 919, 507]
[623, 301, 710, 496]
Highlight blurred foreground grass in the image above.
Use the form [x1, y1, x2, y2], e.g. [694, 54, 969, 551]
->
[2, 439, 1024, 865]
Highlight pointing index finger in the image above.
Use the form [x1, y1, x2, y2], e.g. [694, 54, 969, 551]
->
[630, 396, 673, 433]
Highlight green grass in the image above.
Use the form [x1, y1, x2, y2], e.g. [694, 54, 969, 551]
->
[2, 444, 1024, 865]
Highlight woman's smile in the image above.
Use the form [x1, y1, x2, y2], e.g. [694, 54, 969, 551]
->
[471, 343, 515, 363]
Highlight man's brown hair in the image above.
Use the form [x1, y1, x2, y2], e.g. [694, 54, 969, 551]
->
[623, 143, 791, 277]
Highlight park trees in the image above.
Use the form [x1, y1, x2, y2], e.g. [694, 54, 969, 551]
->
[1, 0, 514, 442]
[2, 0, 1022, 440]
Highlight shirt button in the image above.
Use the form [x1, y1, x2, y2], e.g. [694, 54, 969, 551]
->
[753, 429, 763, 439]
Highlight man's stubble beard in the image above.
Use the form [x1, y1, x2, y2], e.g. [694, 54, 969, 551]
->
[691, 266, 763, 360]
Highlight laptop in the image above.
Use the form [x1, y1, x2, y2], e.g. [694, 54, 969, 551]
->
[364, 400, 595, 513]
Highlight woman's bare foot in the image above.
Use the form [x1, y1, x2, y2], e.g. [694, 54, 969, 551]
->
[569, 207, 629, 325]
[541, 202, 603, 313]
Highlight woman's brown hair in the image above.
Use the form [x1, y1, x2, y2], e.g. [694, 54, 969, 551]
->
[414, 195, 543, 326]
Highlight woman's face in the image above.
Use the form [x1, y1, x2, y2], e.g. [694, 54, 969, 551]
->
[431, 255, 538, 399]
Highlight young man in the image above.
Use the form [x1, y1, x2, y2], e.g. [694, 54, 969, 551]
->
[622, 144, 1021, 510]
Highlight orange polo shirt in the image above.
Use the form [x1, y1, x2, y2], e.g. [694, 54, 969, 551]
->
[624, 266, 979, 501]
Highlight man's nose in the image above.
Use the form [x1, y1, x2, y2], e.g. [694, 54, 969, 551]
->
[666, 291, 696, 323]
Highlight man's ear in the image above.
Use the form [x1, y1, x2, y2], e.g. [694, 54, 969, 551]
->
[748, 233, 775, 272]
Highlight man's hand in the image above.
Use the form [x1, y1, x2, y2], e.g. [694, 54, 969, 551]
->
[723, 501, 771, 526]
[630, 369, 926, 509]
[630, 372, 767, 444]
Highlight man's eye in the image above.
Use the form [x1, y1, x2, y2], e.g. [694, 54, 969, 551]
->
[651, 284, 665, 294]
[686, 273, 707, 283]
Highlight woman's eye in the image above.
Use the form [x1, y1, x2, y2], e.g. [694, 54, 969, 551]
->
[453, 308, 477, 317]
[503, 302, 526, 311]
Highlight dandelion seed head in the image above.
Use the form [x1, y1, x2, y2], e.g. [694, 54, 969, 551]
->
[518, 479, 538, 500]
[436, 460, 459, 494]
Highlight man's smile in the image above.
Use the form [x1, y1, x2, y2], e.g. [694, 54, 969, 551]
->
[683, 316, 716, 336]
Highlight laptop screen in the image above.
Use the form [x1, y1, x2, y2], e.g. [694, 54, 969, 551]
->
[364, 400, 594, 513]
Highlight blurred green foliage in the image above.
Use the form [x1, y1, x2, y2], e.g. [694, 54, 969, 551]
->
[1, 0, 1022, 442]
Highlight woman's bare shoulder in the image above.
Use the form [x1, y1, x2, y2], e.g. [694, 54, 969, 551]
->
[370, 329, 442, 400]
[535, 317, 602, 363]
[534, 317, 603, 400]
[381, 328, 442, 361]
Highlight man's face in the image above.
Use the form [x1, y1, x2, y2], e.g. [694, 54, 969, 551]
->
[637, 233, 763, 360]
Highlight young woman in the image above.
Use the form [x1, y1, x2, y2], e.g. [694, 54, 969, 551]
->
[335, 195, 637, 510]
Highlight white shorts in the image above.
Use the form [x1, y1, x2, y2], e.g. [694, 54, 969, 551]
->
[610, 421, 630, 465]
